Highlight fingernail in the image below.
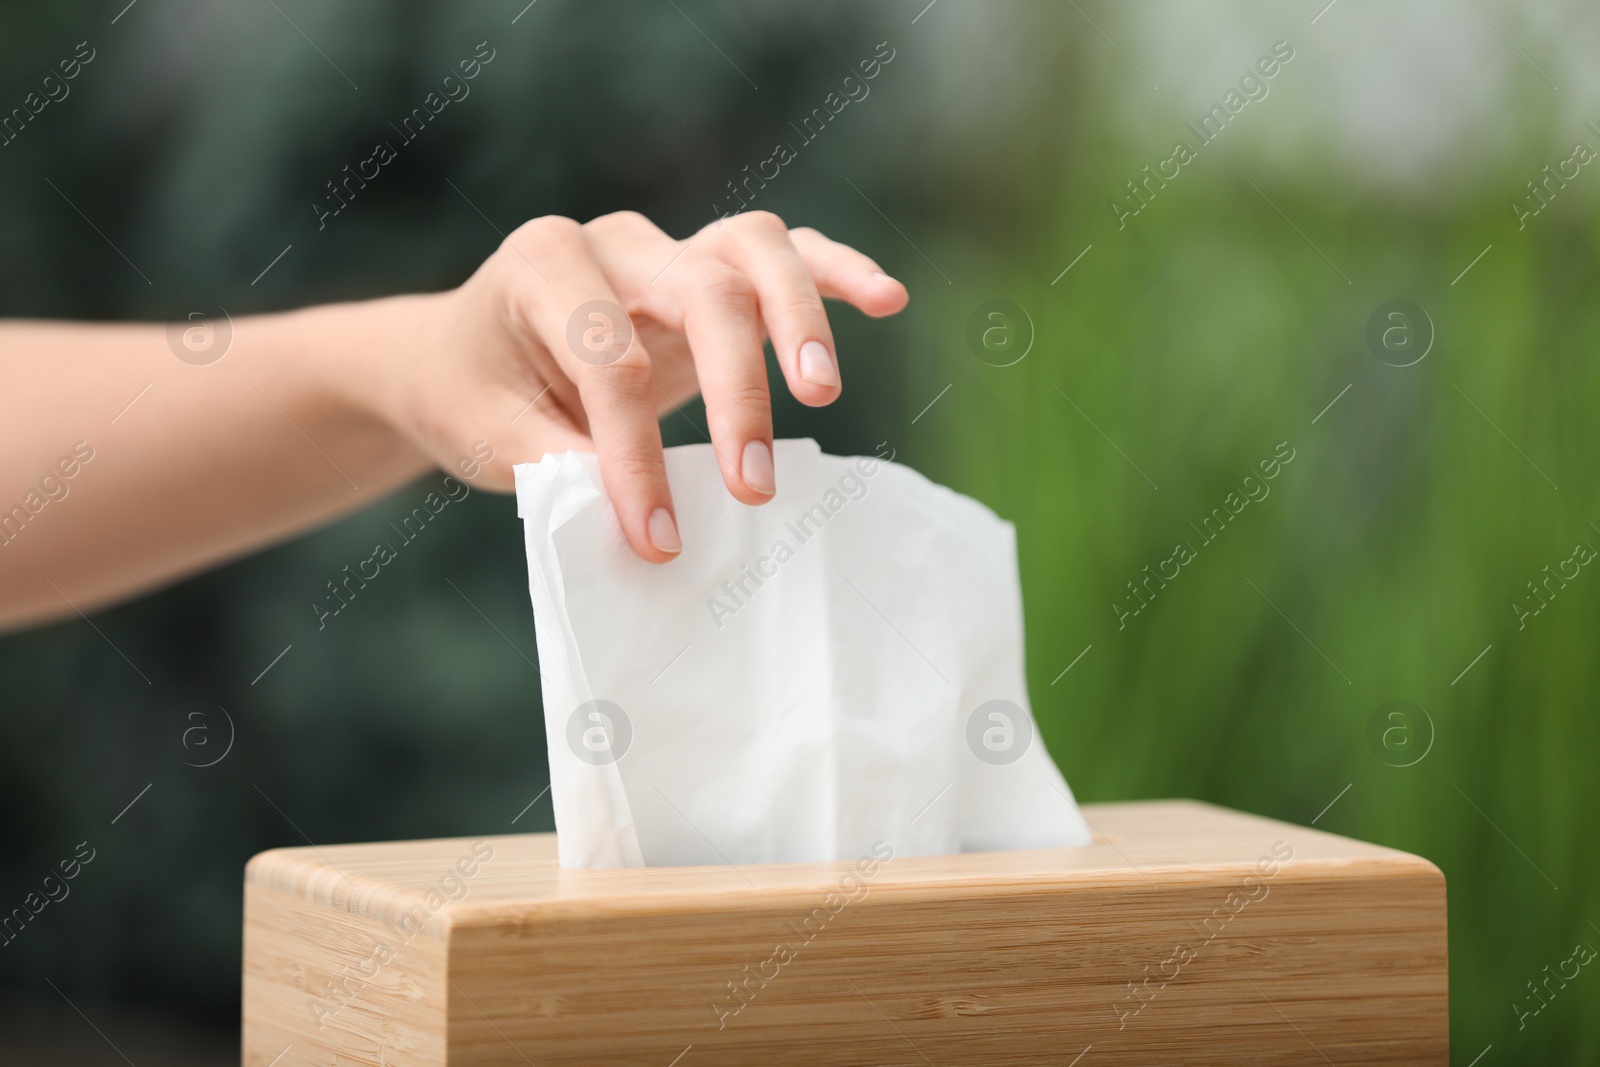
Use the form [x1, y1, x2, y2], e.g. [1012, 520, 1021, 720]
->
[798, 340, 839, 387]
[741, 439, 776, 496]
[647, 507, 681, 554]
[872, 271, 899, 284]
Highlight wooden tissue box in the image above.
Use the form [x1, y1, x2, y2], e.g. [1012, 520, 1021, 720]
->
[242, 799, 1447, 1065]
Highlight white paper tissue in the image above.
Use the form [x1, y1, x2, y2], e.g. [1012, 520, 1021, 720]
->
[515, 439, 1091, 868]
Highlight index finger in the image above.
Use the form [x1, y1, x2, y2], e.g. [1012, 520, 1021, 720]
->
[503, 216, 681, 562]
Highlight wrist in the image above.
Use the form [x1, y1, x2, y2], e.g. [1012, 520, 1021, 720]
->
[247, 292, 444, 482]
[323, 291, 448, 433]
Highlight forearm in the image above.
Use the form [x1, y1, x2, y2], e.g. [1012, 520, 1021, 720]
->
[0, 297, 440, 629]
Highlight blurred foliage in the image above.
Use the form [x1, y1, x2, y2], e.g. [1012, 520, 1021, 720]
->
[1, 0, 1597, 1062]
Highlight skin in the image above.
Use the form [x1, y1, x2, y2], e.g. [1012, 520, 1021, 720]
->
[0, 210, 908, 630]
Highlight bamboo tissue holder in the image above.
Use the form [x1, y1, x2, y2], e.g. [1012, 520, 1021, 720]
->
[242, 799, 1447, 1065]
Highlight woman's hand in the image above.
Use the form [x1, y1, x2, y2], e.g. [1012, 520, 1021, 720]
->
[377, 211, 908, 561]
[0, 210, 905, 627]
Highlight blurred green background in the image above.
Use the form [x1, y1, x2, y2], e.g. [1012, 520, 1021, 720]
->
[2, 0, 1596, 1062]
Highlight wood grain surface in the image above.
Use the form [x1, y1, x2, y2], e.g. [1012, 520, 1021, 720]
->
[242, 799, 1448, 1065]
